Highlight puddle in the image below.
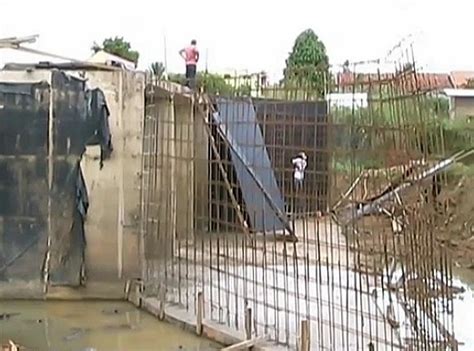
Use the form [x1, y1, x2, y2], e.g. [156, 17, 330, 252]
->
[453, 269, 474, 350]
[0, 301, 220, 351]
[371, 267, 474, 350]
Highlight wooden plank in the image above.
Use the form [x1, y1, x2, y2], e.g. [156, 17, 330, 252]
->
[220, 335, 267, 351]
[196, 291, 204, 335]
[300, 320, 310, 351]
[201, 107, 252, 240]
[245, 307, 252, 340]
[159, 284, 166, 320]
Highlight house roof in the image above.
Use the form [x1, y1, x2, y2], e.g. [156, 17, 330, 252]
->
[443, 88, 474, 97]
[450, 71, 474, 88]
[337, 72, 453, 91]
[88, 50, 136, 70]
[326, 92, 368, 108]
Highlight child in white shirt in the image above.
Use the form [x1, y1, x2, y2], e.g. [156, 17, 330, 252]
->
[292, 152, 307, 191]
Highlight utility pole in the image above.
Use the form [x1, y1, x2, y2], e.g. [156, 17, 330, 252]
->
[163, 32, 168, 80]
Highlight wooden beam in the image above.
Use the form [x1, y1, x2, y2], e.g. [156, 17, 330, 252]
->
[300, 320, 310, 351]
[159, 284, 166, 320]
[196, 291, 204, 335]
[245, 307, 252, 340]
[220, 335, 267, 351]
[201, 106, 252, 240]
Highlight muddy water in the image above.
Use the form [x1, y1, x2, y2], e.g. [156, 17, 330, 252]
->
[0, 301, 220, 351]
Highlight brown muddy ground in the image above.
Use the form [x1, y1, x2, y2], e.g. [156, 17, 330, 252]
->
[331, 163, 474, 271]
[437, 175, 474, 268]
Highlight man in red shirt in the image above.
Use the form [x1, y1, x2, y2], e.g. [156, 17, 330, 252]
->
[179, 39, 199, 89]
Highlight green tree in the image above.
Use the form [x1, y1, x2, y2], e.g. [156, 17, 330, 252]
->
[92, 37, 139, 65]
[283, 29, 329, 96]
[200, 73, 234, 95]
[149, 62, 165, 80]
[235, 84, 252, 97]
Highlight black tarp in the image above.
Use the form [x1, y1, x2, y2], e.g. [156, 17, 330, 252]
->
[86, 88, 113, 168]
[0, 70, 112, 290]
[0, 81, 49, 283]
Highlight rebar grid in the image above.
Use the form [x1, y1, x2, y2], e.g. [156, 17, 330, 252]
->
[139, 50, 457, 350]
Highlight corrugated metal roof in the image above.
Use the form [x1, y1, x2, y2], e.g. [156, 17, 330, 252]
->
[337, 72, 453, 91]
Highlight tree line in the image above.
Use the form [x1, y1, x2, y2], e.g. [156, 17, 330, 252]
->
[92, 29, 329, 95]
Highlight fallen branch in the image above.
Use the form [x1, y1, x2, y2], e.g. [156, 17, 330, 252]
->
[332, 171, 364, 211]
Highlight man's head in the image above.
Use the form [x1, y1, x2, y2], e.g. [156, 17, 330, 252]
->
[191, 39, 197, 45]
[298, 152, 307, 160]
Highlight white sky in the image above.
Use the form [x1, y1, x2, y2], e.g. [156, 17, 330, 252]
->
[0, 0, 473, 82]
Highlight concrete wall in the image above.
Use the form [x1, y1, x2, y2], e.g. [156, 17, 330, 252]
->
[79, 70, 144, 284]
[451, 96, 474, 119]
[174, 94, 194, 239]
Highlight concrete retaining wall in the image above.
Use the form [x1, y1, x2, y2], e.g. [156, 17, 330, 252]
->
[79, 70, 144, 284]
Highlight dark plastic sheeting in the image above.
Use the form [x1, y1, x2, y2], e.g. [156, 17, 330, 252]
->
[0, 81, 50, 284]
[0, 71, 111, 291]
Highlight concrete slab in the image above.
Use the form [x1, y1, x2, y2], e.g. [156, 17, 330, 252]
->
[143, 217, 403, 350]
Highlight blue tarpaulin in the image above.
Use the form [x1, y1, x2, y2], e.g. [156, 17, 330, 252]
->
[213, 98, 289, 233]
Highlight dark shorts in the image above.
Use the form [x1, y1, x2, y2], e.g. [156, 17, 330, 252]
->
[185, 64, 197, 89]
[185, 64, 197, 79]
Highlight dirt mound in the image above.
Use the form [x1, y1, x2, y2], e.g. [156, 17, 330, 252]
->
[437, 174, 474, 268]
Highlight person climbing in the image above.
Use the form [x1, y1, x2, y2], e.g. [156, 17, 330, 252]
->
[292, 152, 308, 192]
[179, 39, 199, 89]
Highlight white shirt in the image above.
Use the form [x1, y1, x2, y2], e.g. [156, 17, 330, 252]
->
[292, 157, 307, 180]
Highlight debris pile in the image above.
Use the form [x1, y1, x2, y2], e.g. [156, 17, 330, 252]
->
[331, 149, 474, 272]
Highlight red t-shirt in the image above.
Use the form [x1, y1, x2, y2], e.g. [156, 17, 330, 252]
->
[184, 45, 199, 65]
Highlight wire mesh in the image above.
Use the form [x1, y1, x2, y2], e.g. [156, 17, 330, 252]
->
[139, 48, 457, 350]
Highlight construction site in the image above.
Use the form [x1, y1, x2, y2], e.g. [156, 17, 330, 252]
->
[0, 35, 473, 350]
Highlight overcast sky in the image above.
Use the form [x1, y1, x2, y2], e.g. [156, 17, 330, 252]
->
[0, 0, 472, 81]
